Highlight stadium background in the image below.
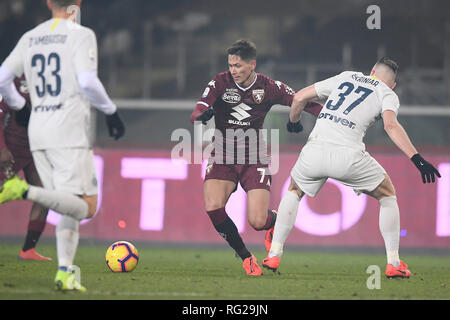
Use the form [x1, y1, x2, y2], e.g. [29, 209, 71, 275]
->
[1, 0, 449, 252]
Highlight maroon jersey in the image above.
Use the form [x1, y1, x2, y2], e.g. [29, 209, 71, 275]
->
[191, 71, 322, 164]
[0, 76, 32, 161]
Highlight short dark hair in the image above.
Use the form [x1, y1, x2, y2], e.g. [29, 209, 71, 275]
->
[227, 39, 257, 62]
[51, 0, 78, 8]
[376, 57, 399, 74]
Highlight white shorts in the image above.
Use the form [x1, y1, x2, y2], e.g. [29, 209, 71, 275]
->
[32, 148, 98, 196]
[291, 141, 386, 197]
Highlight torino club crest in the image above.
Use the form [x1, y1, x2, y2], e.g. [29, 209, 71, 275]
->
[252, 89, 265, 104]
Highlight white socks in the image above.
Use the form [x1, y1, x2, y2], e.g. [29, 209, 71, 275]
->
[269, 191, 301, 258]
[26, 186, 89, 221]
[56, 216, 80, 267]
[268, 192, 401, 268]
[25, 186, 87, 269]
[379, 196, 400, 267]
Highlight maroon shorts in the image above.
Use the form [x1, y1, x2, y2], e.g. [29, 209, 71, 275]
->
[204, 163, 271, 192]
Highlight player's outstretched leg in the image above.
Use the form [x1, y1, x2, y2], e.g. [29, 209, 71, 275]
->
[262, 189, 302, 272]
[245, 189, 276, 252]
[19, 207, 52, 261]
[55, 215, 84, 285]
[368, 175, 411, 279]
[378, 196, 411, 279]
[19, 163, 52, 261]
[264, 209, 277, 252]
[207, 207, 262, 276]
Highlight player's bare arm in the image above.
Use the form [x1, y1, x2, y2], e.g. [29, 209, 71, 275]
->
[289, 85, 318, 123]
[382, 110, 417, 158]
[383, 110, 441, 183]
[286, 85, 319, 133]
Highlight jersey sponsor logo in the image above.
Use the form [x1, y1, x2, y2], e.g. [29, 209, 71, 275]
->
[228, 119, 250, 126]
[252, 89, 265, 104]
[318, 112, 356, 129]
[34, 104, 62, 112]
[230, 103, 251, 121]
[229, 103, 251, 126]
[222, 91, 241, 104]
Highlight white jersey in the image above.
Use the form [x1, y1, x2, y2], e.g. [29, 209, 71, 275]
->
[2, 18, 98, 151]
[310, 71, 400, 150]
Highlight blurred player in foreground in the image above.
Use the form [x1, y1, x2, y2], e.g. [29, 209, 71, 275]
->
[0, 0, 125, 291]
[0, 77, 51, 261]
[190, 39, 322, 276]
[262, 57, 441, 278]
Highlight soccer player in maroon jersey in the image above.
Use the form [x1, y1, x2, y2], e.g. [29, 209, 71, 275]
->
[0, 77, 51, 261]
[190, 40, 322, 275]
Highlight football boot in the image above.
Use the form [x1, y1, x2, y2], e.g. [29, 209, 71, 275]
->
[242, 255, 263, 276]
[385, 260, 411, 279]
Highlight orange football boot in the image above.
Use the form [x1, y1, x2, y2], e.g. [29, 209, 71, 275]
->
[264, 210, 277, 252]
[242, 255, 263, 276]
[262, 255, 280, 272]
[385, 260, 411, 279]
[19, 248, 52, 261]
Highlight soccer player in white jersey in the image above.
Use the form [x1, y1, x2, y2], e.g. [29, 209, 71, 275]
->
[0, 0, 125, 291]
[262, 57, 441, 279]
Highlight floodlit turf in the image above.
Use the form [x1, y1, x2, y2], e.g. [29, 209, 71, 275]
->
[0, 243, 449, 300]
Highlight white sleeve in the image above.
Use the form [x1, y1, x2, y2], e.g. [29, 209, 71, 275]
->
[314, 72, 346, 100]
[77, 70, 116, 115]
[381, 89, 400, 115]
[2, 34, 26, 77]
[73, 29, 98, 74]
[0, 65, 26, 110]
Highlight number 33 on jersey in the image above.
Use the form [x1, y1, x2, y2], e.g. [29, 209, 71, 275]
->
[2, 18, 98, 151]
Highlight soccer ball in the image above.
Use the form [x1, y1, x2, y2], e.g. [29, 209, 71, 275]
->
[105, 241, 139, 272]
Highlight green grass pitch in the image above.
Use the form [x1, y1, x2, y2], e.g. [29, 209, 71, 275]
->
[0, 243, 449, 300]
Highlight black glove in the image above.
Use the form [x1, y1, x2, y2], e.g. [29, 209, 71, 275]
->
[410, 153, 441, 183]
[106, 111, 125, 140]
[15, 101, 31, 128]
[196, 108, 215, 125]
[287, 119, 303, 133]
